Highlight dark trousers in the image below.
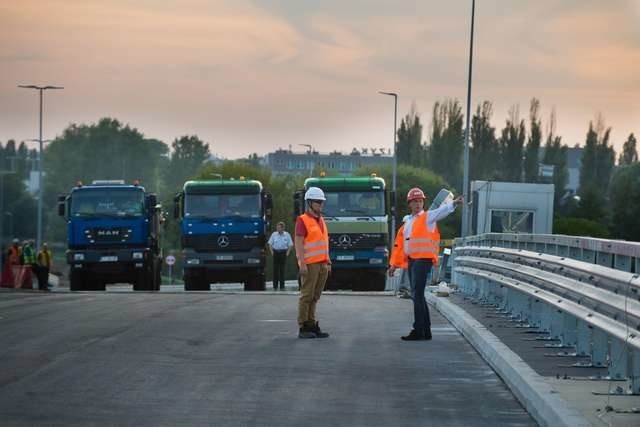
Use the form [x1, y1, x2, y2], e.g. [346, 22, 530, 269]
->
[408, 258, 433, 332]
[272, 251, 287, 289]
[34, 265, 49, 290]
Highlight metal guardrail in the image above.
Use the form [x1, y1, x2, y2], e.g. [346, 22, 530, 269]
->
[452, 234, 640, 395]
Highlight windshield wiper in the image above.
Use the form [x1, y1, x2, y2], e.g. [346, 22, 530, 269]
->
[344, 209, 376, 221]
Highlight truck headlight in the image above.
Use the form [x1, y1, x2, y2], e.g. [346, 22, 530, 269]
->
[132, 252, 143, 259]
[73, 253, 85, 261]
[247, 258, 261, 264]
[369, 258, 383, 264]
[186, 258, 200, 265]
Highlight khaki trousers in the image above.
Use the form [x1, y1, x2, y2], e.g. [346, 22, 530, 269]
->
[297, 262, 329, 327]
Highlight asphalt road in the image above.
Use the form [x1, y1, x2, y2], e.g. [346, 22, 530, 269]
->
[0, 290, 536, 426]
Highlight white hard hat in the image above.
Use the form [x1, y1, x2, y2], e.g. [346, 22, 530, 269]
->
[304, 186, 326, 201]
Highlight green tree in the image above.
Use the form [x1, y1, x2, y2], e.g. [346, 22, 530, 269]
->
[618, 133, 638, 165]
[164, 135, 210, 193]
[542, 109, 568, 208]
[523, 98, 542, 183]
[609, 163, 640, 240]
[498, 105, 526, 182]
[427, 99, 463, 191]
[470, 101, 499, 182]
[397, 102, 426, 168]
[553, 217, 609, 238]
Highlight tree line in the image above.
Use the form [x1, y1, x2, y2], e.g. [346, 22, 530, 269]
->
[1, 101, 639, 246]
[395, 98, 638, 240]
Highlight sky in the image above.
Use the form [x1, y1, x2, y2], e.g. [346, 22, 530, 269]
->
[1, 0, 639, 159]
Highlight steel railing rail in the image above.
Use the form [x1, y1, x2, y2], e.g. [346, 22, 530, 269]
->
[451, 238, 640, 395]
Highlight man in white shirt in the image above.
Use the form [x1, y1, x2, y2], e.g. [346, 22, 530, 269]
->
[267, 221, 293, 290]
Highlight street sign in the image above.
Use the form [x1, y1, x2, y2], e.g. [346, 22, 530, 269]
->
[165, 255, 176, 266]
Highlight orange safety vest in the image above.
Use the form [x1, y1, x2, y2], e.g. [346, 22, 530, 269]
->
[299, 213, 329, 264]
[389, 225, 408, 269]
[407, 211, 440, 264]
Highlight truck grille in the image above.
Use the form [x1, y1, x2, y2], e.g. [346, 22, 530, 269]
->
[329, 233, 386, 251]
[183, 234, 263, 252]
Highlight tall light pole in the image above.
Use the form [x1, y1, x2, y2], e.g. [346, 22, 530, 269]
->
[379, 91, 398, 234]
[18, 84, 64, 250]
[461, 0, 475, 238]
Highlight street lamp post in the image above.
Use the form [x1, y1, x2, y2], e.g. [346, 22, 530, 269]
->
[18, 84, 63, 250]
[461, 0, 476, 238]
[378, 91, 398, 235]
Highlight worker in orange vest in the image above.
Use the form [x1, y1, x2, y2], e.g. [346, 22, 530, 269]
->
[294, 187, 331, 339]
[388, 188, 463, 341]
[389, 215, 410, 297]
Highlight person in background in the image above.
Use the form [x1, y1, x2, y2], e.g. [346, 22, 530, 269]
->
[388, 188, 463, 341]
[22, 240, 36, 286]
[36, 243, 53, 291]
[267, 221, 293, 291]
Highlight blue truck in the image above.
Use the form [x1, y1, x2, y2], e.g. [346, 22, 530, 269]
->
[293, 176, 392, 291]
[58, 180, 163, 291]
[174, 179, 273, 291]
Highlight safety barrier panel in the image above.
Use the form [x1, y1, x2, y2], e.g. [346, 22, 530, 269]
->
[452, 234, 640, 395]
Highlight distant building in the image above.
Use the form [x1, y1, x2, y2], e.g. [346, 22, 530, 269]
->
[538, 146, 582, 196]
[264, 147, 393, 176]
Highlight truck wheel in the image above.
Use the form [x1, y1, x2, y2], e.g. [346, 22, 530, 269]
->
[184, 270, 208, 291]
[133, 269, 150, 291]
[70, 269, 84, 291]
[154, 261, 162, 291]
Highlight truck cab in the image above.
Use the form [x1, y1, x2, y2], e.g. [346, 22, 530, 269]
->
[294, 176, 391, 291]
[58, 180, 163, 291]
[174, 179, 273, 291]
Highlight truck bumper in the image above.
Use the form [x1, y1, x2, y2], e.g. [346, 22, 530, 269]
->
[66, 248, 156, 277]
[182, 248, 265, 283]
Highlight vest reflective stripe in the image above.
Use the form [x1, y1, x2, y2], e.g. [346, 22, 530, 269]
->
[300, 213, 329, 264]
[390, 225, 408, 269]
[407, 211, 440, 264]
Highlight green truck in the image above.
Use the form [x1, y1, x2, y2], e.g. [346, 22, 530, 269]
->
[294, 176, 392, 291]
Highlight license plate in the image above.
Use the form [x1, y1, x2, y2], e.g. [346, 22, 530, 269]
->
[336, 255, 354, 261]
[99, 256, 118, 262]
[215, 255, 233, 261]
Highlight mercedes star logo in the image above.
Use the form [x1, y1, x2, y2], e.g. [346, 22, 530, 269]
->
[338, 234, 351, 246]
[217, 235, 230, 247]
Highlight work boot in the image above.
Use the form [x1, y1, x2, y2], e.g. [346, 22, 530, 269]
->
[424, 329, 432, 340]
[310, 321, 329, 338]
[401, 329, 426, 341]
[298, 321, 317, 339]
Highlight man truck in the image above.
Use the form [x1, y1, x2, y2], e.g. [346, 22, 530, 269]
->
[58, 180, 163, 291]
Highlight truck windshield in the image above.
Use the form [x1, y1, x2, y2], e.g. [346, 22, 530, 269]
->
[185, 194, 261, 218]
[322, 191, 385, 217]
[70, 188, 145, 217]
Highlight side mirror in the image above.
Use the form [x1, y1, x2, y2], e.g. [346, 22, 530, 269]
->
[57, 194, 66, 217]
[263, 192, 273, 220]
[173, 194, 181, 219]
[146, 193, 157, 212]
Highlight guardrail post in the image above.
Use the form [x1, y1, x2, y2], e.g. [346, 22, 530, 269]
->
[613, 254, 632, 272]
[561, 312, 578, 347]
[549, 308, 564, 340]
[529, 298, 542, 329]
[632, 349, 640, 394]
[608, 338, 628, 380]
[596, 252, 613, 269]
[557, 244, 569, 258]
[576, 320, 591, 357]
[569, 246, 581, 263]
[582, 248, 596, 264]
[590, 327, 608, 368]
[540, 304, 552, 333]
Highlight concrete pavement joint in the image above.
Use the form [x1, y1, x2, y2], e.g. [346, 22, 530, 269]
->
[426, 292, 590, 427]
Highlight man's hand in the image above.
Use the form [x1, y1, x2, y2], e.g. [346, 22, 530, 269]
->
[453, 195, 464, 205]
[387, 266, 396, 277]
[299, 262, 308, 275]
